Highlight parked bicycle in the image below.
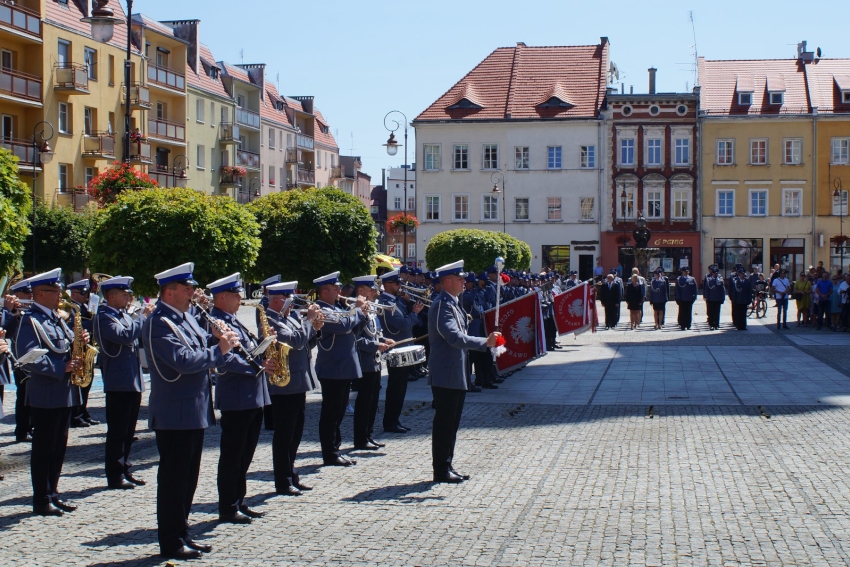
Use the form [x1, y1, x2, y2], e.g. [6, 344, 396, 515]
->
[747, 290, 768, 318]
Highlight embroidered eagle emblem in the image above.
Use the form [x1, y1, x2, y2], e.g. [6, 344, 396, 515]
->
[510, 316, 534, 344]
[567, 299, 584, 317]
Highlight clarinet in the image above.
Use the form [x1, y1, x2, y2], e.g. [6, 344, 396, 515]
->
[191, 299, 263, 373]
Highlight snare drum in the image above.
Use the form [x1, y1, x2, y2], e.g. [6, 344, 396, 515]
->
[385, 345, 426, 368]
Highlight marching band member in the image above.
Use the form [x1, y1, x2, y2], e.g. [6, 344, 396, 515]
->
[377, 269, 423, 433]
[7, 278, 33, 442]
[15, 268, 90, 516]
[263, 281, 322, 494]
[257, 274, 281, 431]
[95, 276, 154, 490]
[143, 262, 241, 560]
[67, 279, 99, 428]
[428, 260, 501, 483]
[353, 275, 394, 450]
[313, 272, 367, 466]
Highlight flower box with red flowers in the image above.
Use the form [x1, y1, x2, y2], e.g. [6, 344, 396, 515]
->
[386, 213, 419, 234]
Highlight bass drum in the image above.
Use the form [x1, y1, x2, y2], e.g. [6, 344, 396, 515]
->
[384, 345, 426, 368]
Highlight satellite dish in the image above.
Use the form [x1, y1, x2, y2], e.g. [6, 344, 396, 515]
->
[816, 47, 822, 57]
[609, 61, 620, 83]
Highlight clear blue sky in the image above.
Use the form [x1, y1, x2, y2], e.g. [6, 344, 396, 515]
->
[131, 0, 844, 179]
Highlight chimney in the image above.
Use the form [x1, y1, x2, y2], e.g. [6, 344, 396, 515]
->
[516, 42, 526, 47]
[648, 67, 657, 94]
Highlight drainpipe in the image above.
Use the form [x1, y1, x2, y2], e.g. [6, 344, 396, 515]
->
[598, 116, 604, 270]
[812, 107, 818, 268]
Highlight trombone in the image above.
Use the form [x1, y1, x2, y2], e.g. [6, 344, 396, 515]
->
[399, 283, 433, 305]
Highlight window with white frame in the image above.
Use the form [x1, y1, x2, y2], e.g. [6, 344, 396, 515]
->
[210, 102, 215, 126]
[832, 138, 850, 164]
[580, 145, 595, 169]
[547, 146, 562, 169]
[268, 128, 275, 149]
[85, 167, 95, 187]
[482, 195, 499, 221]
[580, 197, 595, 220]
[196, 98, 204, 123]
[424, 144, 440, 170]
[717, 189, 735, 216]
[210, 148, 216, 171]
[834, 190, 849, 216]
[674, 138, 690, 165]
[618, 185, 636, 219]
[672, 187, 691, 219]
[454, 195, 469, 220]
[317, 151, 321, 168]
[83, 107, 94, 135]
[280, 168, 284, 189]
[620, 138, 635, 166]
[782, 188, 802, 216]
[407, 196, 415, 211]
[58, 163, 69, 190]
[647, 138, 662, 166]
[425, 195, 440, 220]
[515, 197, 529, 220]
[58, 102, 69, 133]
[547, 197, 562, 221]
[646, 187, 663, 218]
[717, 139, 735, 165]
[408, 243, 416, 258]
[269, 166, 275, 187]
[84, 47, 97, 80]
[750, 139, 767, 165]
[749, 189, 767, 216]
[515, 146, 529, 169]
[393, 196, 401, 210]
[784, 139, 802, 165]
[453, 145, 468, 169]
[483, 144, 498, 169]
[196, 144, 205, 169]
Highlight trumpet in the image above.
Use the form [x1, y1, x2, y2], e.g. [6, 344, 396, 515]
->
[298, 306, 357, 324]
[340, 296, 397, 315]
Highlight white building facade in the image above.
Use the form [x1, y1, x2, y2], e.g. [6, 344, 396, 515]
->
[385, 166, 417, 260]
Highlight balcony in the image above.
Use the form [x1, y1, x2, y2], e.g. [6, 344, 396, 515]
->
[235, 107, 260, 130]
[147, 64, 185, 92]
[82, 132, 115, 159]
[53, 189, 92, 212]
[219, 122, 240, 144]
[236, 149, 260, 170]
[0, 137, 38, 168]
[148, 117, 185, 144]
[296, 133, 314, 150]
[296, 168, 315, 185]
[285, 148, 301, 164]
[236, 189, 258, 204]
[149, 165, 188, 188]
[330, 166, 344, 179]
[220, 172, 242, 189]
[0, 67, 41, 104]
[54, 63, 89, 94]
[129, 140, 152, 164]
[0, 2, 41, 40]
[123, 83, 151, 110]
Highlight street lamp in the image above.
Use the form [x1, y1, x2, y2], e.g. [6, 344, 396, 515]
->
[171, 153, 188, 188]
[31, 121, 54, 273]
[249, 177, 261, 202]
[83, 0, 133, 166]
[834, 177, 845, 273]
[490, 171, 506, 233]
[383, 110, 409, 266]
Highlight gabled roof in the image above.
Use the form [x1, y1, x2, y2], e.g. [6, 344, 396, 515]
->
[284, 96, 305, 113]
[131, 14, 186, 41]
[314, 110, 338, 150]
[416, 41, 608, 122]
[219, 62, 254, 86]
[187, 43, 230, 100]
[804, 58, 850, 114]
[698, 58, 810, 115]
[45, 1, 140, 55]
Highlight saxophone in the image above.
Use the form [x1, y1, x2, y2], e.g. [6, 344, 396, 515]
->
[59, 300, 98, 388]
[255, 304, 292, 387]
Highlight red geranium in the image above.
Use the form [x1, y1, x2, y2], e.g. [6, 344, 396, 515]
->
[88, 162, 158, 207]
[386, 213, 419, 234]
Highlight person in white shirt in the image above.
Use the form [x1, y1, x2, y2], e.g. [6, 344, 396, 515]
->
[771, 269, 792, 330]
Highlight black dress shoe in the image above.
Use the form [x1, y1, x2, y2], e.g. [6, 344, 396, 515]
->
[367, 437, 385, 448]
[407, 375, 419, 382]
[70, 417, 90, 428]
[397, 423, 411, 432]
[184, 539, 212, 553]
[450, 468, 470, 480]
[218, 511, 252, 524]
[469, 385, 482, 392]
[480, 383, 498, 389]
[16, 434, 32, 443]
[33, 503, 63, 517]
[239, 505, 265, 518]
[323, 455, 355, 467]
[276, 484, 303, 496]
[492, 377, 505, 383]
[293, 479, 313, 491]
[84, 417, 101, 425]
[383, 424, 407, 434]
[52, 499, 77, 512]
[107, 479, 135, 490]
[433, 471, 464, 483]
[160, 546, 202, 560]
[353, 441, 380, 450]
[125, 474, 146, 486]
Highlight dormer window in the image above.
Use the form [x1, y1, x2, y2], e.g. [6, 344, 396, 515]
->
[834, 75, 850, 104]
[770, 92, 784, 105]
[446, 98, 482, 110]
[843, 91, 850, 104]
[766, 74, 786, 106]
[735, 75, 754, 108]
[209, 68, 218, 80]
[739, 93, 752, 106]
[537, 96, 573, 109]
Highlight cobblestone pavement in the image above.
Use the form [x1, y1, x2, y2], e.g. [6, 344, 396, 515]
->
[2, 302, 850, 566]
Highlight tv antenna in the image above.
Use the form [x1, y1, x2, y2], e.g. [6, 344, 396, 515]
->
[689, 11, 699, 86]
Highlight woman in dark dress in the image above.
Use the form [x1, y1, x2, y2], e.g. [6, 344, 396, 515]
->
[649, 269, 669, 330]
[625, 275, 644, 330]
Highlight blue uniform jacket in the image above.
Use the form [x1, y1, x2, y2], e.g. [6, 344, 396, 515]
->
[703, 276, 726, 303]
[427, 291, 488, 391]
[461, 289, 485, 337]
[264, 308, 318, 395]
[377, 292, 419, 344]
[0, 308, 16, 386]
[143, 303, 225, 430]
[14, 305, 82, 408]
[95, 305, 146, 392]
[648, 277, 668, 304]
[208, 307, 270, 412]
[356, 314, 383, 374]
[314, 300, 367, 381]
[674, 275, 698, 302]
[728, 276, 753, 305]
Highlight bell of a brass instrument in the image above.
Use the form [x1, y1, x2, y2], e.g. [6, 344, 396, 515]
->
[59, 300, 98, 388]
[254, 304, 291, 387]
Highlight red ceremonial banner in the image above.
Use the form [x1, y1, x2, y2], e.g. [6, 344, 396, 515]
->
[553, 282, 593, 336]
[483, 292, 544, 374]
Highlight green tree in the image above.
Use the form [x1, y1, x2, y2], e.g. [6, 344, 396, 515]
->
[425, 229, 532, 274]
[245, 188, 377, 288]
[22, 203, 98, 274]
[0, 148, 32, 276]
[89, 187, 261, 297]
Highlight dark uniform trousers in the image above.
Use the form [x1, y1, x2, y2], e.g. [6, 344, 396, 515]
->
[218, 407, 263, 515]
[155, 429, 205, 553]
[14, 368, 31, 439]
[470, 349, 493, 386]
[270, 393, 306, 490]
[30, 406, 72, 505]
[72, 382, 93, 421]
[318, 378, 351, 460]
[431, 386, 466, 475]
[104, 391, 142, 483]
[353, 371, 381, 445]
[706, 302, 722, 328]
[383, 365, 408, 429]
[677, 301, 695, 329]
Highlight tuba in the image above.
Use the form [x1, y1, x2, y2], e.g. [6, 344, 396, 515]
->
[59, 300, 98, 388]
[254, 304, 292, 387]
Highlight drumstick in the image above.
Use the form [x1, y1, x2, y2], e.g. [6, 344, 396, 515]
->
[388, 334, 428, 347]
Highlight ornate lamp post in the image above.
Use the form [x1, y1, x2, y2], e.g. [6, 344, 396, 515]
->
[249, 177, 261, 202]
[383, 110, 409, 265]
[834, 177, 845, 273]
[31, 121, 54, 273]
[491, 171, 506, 233]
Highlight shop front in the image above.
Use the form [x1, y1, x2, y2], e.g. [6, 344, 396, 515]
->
[600, 231, 701, 278]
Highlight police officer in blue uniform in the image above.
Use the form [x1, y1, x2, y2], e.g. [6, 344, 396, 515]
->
[674, 267, 698, 330]
[262, 281, 322, 494]
[67, 279, 99, 428]
[314, 272, 368, 466]
[428, 261, 501, 483]
[703, 265, 726, 330]
[377, 269, 423, 433]
[143, 262, 242, 560]
[564, 271, 579, 289]
[95, 276, 154, 490]
[6, 278, 34, 441]
[15, 268, 90, 516]
[461, 274, 490, 390]
[728, 265, 751, 330]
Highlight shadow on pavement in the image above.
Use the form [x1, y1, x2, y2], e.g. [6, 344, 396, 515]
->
[343, 480, 443, 503]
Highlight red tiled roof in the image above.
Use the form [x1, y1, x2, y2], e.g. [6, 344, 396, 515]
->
[131, 14, 182, 39]
[698, 58, 810, 115]
[415, 43, 608, 122]
[45, 0, 140, 56]
[803, 59, 850, 114]
[314, 109, 338, 150]
[283, 96, 304, 113]
[219, 62, 252, 85]
[186, 43, 230, 100]
[260, 82, 293, 129]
